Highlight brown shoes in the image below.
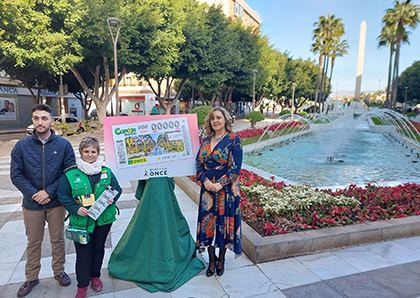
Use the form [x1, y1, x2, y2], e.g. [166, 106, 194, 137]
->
[54, 272, 71, 287]
[17, 279, 39, 297]
[17, 273, 70, 297]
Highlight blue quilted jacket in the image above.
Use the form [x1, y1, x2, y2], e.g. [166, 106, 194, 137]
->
[10, 130, 76, 210]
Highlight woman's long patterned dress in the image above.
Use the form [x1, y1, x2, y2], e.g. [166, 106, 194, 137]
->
[195, 133, 243, 256]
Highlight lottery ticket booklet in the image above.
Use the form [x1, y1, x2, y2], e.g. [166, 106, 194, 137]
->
[88, 186, 119, 220]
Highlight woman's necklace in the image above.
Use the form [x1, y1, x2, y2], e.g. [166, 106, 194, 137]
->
[213, 132, 227, 142]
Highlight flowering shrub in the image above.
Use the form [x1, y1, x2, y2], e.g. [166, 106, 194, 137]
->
[239, 169, 285, 189]
[191, 169, 420, 237]
[236, 128, 266, 139]
[242, 176, 420, 236]
[263, 121, 305, 132]
[411, 121, 420, 131]
[242, 184, 359, 215]
[235, 121, 305, 140]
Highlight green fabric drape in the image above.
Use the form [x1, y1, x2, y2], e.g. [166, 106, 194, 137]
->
[108, 177, 204, 292]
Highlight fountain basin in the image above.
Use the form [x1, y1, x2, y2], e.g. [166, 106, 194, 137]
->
[243, 126, 420, 187]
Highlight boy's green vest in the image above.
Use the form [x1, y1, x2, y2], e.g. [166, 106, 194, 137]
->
[65, 167, 117, 233]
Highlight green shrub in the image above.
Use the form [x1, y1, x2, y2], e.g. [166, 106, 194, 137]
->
[83, 120, 99, 133]
[371, 117, 385, 125]
[279, 110, 291, 116]
[246, 111, 265, 129]
[299, 111, 308, 117]
[189, 106, 213, 125]
[407, 112, 418, 118]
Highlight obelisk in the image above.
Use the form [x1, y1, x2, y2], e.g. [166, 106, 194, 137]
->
[354, 21, 366, 101]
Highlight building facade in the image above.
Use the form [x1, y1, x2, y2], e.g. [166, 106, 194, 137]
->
[200, 0, 261, 27]
[0, 73, 84, 130]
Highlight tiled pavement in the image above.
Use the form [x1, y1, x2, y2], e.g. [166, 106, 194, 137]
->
[1, 125, 420, 297]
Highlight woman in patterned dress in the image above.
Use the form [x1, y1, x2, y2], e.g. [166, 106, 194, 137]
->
[195, 106, 243, 277]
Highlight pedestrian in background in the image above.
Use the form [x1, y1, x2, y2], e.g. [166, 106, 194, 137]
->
[11, 104, 75, 297]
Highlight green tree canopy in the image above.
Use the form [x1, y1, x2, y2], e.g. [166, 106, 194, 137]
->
[397, 60, 420, 105]
[0, 0, 84, 103]
[382, 0, 420, 108]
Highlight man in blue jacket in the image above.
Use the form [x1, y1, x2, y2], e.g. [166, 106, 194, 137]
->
[11, 104, 76, 297]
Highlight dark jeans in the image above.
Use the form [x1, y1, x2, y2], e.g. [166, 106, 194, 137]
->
[74, 223, 112, 288]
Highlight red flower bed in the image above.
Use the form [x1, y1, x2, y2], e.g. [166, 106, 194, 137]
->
[243, 175, 420, 236]
[236, 128, 266, 138]
[190, 170, 420, 237]
[263, 121, 304, 131]
[235, 121, 305, 140]
[411, 121, 420, 131]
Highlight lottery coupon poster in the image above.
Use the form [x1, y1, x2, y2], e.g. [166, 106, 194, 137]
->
[103, 114, 199, 181]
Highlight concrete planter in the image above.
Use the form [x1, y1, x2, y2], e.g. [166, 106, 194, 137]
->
[175, 176, 420, 264]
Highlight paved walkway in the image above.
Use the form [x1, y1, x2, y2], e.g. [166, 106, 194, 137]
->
[1, 123, 420, 297]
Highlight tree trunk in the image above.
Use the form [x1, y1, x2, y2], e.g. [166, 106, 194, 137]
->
[219, 86, 234, 108]
[314, 55, 324, 114]
[209, 94, 217, 106]
[391, 40, 401, 110]
[70, 56, 126, 125]
[321, 56, 330, 110]
[385, 46, 394, 109]
[319, 57, 327, 112]
[328, 57, 335, 101]
[146, 76, 187, 115]
[197, 85, 207, 104]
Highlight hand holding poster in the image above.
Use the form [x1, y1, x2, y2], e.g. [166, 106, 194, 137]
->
[103, 114, 199, 181]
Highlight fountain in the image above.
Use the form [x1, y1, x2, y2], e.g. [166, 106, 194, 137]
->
[245, 108, 420, 187]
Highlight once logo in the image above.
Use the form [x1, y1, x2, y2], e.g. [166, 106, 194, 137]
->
[149, 169, 168, 177]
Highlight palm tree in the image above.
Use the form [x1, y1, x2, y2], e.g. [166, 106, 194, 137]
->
[382, 0, 420, 109]
[328, 39, 349, 96]
[377, 25, 396, 108]
[311, 38, 324, 113]
[312, 14, 346, 113]
[319, 40, 331, 109]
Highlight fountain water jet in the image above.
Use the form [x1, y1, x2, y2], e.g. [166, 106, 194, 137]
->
[245, 108, 420, 187]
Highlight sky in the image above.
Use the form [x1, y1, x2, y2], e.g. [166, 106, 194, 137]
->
[245, 0, 420, 96]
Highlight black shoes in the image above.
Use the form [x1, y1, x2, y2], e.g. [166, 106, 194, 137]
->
[216, 259, 225, 276]
[207, 258, 225, 276]
[206, 258, 217, 277]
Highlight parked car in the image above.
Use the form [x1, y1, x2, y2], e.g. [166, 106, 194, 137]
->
[27, 116, 84, 135]
[89, 109, 111, 119]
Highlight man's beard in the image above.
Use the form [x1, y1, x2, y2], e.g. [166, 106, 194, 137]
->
[35, 126, 50, 135]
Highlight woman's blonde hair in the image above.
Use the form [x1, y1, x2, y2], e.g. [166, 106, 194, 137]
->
[79, 136, 100, 155]
[204, 106, 233, 138]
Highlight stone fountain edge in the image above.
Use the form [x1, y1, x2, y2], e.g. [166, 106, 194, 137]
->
[174, 176, 420, 264]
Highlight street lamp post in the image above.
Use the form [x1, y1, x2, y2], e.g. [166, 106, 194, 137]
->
[59, 74, 65, 122]
[291, 83, 296, 121]
[107, 17, 122, 116]
[310, 89, 314, 113]
[404, 86, 408, 115]
[252, 69, 258, 111]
